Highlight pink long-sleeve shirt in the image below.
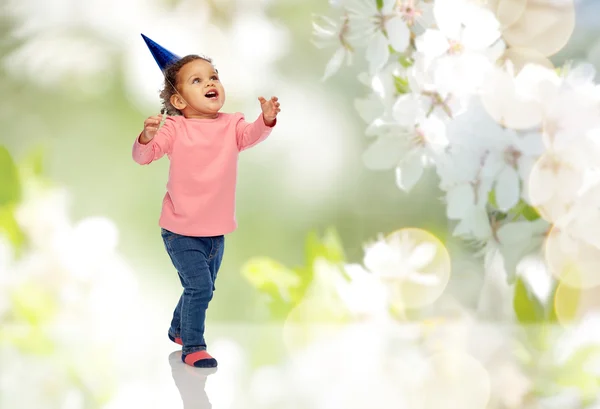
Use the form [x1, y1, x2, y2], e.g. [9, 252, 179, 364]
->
[132, 112, 274, 237]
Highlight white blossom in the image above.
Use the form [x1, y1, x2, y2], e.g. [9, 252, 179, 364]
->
[313, 14, 355, 80]
[415, 0, 505, 96]
[346, 0, 411, 73]
[1, 180, 140, 407]
[363, 231, 441, 286]
[336, 263, 389, 319]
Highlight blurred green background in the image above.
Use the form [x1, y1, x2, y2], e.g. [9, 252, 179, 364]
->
[0, 0, 450, 324]
[5, 1, 600, 408]
[2, 0, 600, 324]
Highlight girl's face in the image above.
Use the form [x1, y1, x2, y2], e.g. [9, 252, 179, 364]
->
[172, 59, 226, 119]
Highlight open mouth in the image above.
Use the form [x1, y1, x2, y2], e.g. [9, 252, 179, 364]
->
[205, 90, 219, 100]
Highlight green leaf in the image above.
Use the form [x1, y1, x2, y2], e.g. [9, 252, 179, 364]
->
[488, 189, 498, 208]
[547, 282, 560, 323]
[489, 210, 508, 223]
[376, 0, 384, 10]
[393, 75, 411, 95]
[521, 205, 540, 221]
[0, 326, 55, 355]
[0, 204, 26, 253]
[241, 257, 301, 304]
[513, 276, 545, 324]
[305, 230, 322, 266]
[21, 145, 45, 177]
[243, 229, 348, 320]
[285, 262, 351, 328]
[549, 280, 580, 324]
[398, 55, 414, 68]
[0, 146, 21, 206]
[305, 228, 346, 267]
[9, 283, 57, 326]
[320, 227, 345, 263]
[509, 200, 541, 221]
[242, 257, 307, 320]
[490, 194, 541, 222]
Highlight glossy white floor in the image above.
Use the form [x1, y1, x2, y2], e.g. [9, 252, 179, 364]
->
[2, 288, 599, 409]
[97, 320, 598, 409]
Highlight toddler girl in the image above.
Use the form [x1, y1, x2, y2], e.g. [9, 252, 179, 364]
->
[132, 34, 280, 368]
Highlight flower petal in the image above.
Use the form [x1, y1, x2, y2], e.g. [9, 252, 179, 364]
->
[338, 264, 388, 316]
[420, 116, 448, 148]
[407, 242, 437, 270]
[461, 8, 501, 50]
[516, 132, 545, 156]
[393, 94, 420, 126]
[495, 166, 521, 212]
[528, 166, 555, 206]
[407, 271, 440, 286]
[453, 206, 492, 239]
[395, 152, 425, 192]
[382, 0, 397, 13]
[363, 240, 395, 276]
[446, 183, 475, 219]
[366, 32, 390, 73]
[415, 29, 450, 59]
[433, 0, 462, 40]
[322, 47, 346, 81]
[566, 63, 597, 87]
[386, 16, 410, 52]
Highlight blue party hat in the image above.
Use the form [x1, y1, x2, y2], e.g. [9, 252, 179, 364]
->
[141, 33, 180, 72]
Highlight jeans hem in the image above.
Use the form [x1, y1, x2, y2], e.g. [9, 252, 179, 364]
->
[182, 346, 207, 355]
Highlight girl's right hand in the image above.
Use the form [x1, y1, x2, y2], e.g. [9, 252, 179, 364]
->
[142, 114, 163, 142]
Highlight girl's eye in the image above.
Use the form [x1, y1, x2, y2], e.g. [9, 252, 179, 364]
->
[192, 78, 200, 84]
[211, 76, 219, 81]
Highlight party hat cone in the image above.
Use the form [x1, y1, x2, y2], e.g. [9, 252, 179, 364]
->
[141, 33, 181, 71]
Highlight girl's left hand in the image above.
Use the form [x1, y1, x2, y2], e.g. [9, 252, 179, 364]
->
[259, 96, 280, 126]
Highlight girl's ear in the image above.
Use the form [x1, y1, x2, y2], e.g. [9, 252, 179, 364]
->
[170, 93, 186, 110]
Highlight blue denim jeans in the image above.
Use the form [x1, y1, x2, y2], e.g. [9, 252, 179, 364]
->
[161, 228, 225, 355]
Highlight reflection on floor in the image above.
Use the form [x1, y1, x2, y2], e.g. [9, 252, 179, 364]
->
[4, 322, 594, 409]
[169, 351, 215, 409]
[150, 322, 596, 409]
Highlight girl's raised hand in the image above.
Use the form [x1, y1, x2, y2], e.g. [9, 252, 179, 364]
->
[258, 96, 280, 126]
[142, 114, 163, 142]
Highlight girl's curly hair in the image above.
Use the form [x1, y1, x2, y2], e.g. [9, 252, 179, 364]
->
[159, 54, 214, 116]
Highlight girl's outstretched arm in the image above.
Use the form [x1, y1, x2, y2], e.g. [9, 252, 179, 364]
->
[132, 115, 175, 164]
[235, 96, 280, 151]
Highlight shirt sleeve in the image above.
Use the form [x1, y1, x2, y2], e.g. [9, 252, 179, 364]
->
[235, 113, 276, 151]
[132, 116, 176, 165]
